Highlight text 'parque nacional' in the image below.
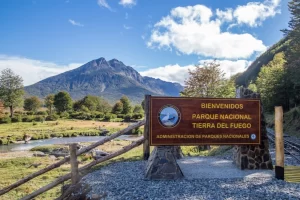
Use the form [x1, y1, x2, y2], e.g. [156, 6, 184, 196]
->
[149, 97, 261, 146]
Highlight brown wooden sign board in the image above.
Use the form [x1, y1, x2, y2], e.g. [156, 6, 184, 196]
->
[149, 96, 261, 146]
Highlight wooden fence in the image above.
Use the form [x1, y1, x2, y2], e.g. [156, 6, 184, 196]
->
[0, 119, 146, 200]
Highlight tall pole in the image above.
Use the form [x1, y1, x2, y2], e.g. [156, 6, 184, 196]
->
[275, 106, 284, 180]
[143, 95, 150, 160]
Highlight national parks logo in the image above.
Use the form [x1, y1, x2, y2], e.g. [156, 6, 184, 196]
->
[158, 104, 181, 128]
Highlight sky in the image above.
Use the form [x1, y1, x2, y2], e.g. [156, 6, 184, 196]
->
[0, 0, 290, 86]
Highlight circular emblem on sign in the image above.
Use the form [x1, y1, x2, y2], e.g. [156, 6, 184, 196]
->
[251, 133, 256, 140]
[158, 105, 181, 128]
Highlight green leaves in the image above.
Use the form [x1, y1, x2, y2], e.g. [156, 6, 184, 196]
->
[0, 68, 24, 117]
[181, 60, 235, 98]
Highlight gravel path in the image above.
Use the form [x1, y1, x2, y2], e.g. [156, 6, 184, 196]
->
[81, 160, 300, 200]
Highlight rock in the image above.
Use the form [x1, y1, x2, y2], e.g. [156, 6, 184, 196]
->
[33, 152, 47, 157]
[145, 146, 184, 180]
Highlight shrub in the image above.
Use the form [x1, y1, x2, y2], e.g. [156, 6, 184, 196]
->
[32, 121, 38, 126]
[45, 114, 59, 121]
[104, 113, 117, 121]
[124, 114, 132, 122]
[14, 111, 23, 115]
[36, 111, 47, 115]
[60, 111, 69, 119]
[22, 116, 34, 122]
[11, 115, 22, 123]
[132, 113, 144, 119]
[26, 111, 34, 115]
[0, 116, 11, 124]
[34, 116, 45, 122]
[94, 112, 105, 118]
[117, 114, 125, 119]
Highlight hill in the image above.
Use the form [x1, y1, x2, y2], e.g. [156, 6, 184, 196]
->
[235, 37, 290, 86]
[24, 57, 183, 104]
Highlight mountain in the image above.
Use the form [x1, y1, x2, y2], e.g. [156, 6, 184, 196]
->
[235, 36, 290, 86]
[24, 57, 184, 104]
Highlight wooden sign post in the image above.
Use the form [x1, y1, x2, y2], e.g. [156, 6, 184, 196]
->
[275, 106, 284, 180]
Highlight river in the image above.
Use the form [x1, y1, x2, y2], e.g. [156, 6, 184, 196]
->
[0, 135, 142, 152]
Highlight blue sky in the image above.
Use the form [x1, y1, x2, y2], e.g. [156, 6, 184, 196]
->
[0, 0, 290, 86]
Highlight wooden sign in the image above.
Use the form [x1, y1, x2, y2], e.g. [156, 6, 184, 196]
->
[150, 97, 261, 146]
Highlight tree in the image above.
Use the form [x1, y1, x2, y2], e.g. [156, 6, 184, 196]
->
[45, 94, 55, 114]
[73, 95, 112, 113]
[181, 60, 233, 150]
[24, 96, 41, 112]
[120, 95, 132, 114]
[181, 60, 232, 98]
[0, 68, 24, 117]
[112, 101, 123, 114]
[141, 99, 145, 111]
[54, 91, 73, 113]
[133, 105, 143, 113]
[282, 0, 300, 63]
[256, 52, 287, 111]
[247, 81, 257, 92]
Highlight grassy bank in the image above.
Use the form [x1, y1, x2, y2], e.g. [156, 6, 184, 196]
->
[0, 120, 132, 144]
[265, 107, 300, 137]
[0, 143, 232, 199]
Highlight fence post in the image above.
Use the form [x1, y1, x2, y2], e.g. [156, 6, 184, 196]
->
[143, 95, 150, 160]
[69, 143, 80, 184]
[275, 106, 284, 180]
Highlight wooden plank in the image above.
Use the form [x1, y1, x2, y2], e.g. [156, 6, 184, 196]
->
[0, 120, 145, 196]
[143, 95, 150, 160]
[69, 143, 79, 185]
[275, 106, 284, 180]
[21, 137, 145, 200]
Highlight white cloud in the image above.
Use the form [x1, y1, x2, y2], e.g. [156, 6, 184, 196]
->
[216, 8, 233, 22]
[68, 19, 84, 27]
[0, 55, 82, 86]
[119, 0, 136, 7]
[199, 59, 251, 78]
[233, 0, 281, 27]
[97, 0, 113, 11]
[140, 64, 195, 85]
[123, 24, 132, 30]
[148, 4, 267, 59]
[140, 60, 251, 85]
[125, 12, 129, 19]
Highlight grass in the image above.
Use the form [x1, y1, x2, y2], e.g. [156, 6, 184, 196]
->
[0, 120, 130, 144]
[264, 107, 300, 137]
[0, 142, 232, 200]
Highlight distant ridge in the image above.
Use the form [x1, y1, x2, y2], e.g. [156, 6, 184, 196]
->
[24, 57, 184, 104]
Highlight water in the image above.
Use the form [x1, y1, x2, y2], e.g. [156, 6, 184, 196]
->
[0, 135, 142, 152]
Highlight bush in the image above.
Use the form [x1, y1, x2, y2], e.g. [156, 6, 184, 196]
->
[26, 111, 34, 115]
[132, 113, 143, 119]
[22, 116, 34, 122]
[34, 116, 45, 122]
[93, 112, 105, 118]
[36, 111, 47, 115]
[45, 114, 59, 121]
[124, 114, 132, 122]
[0, 116, 11, 124]
[14, 111, 23, 115]
[117, 114, 125, 119]
[32, 121, 38, 126]
[11, 115, 22, 123]
[60, 111, 69, 119]
[104, 113, 117, 121]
